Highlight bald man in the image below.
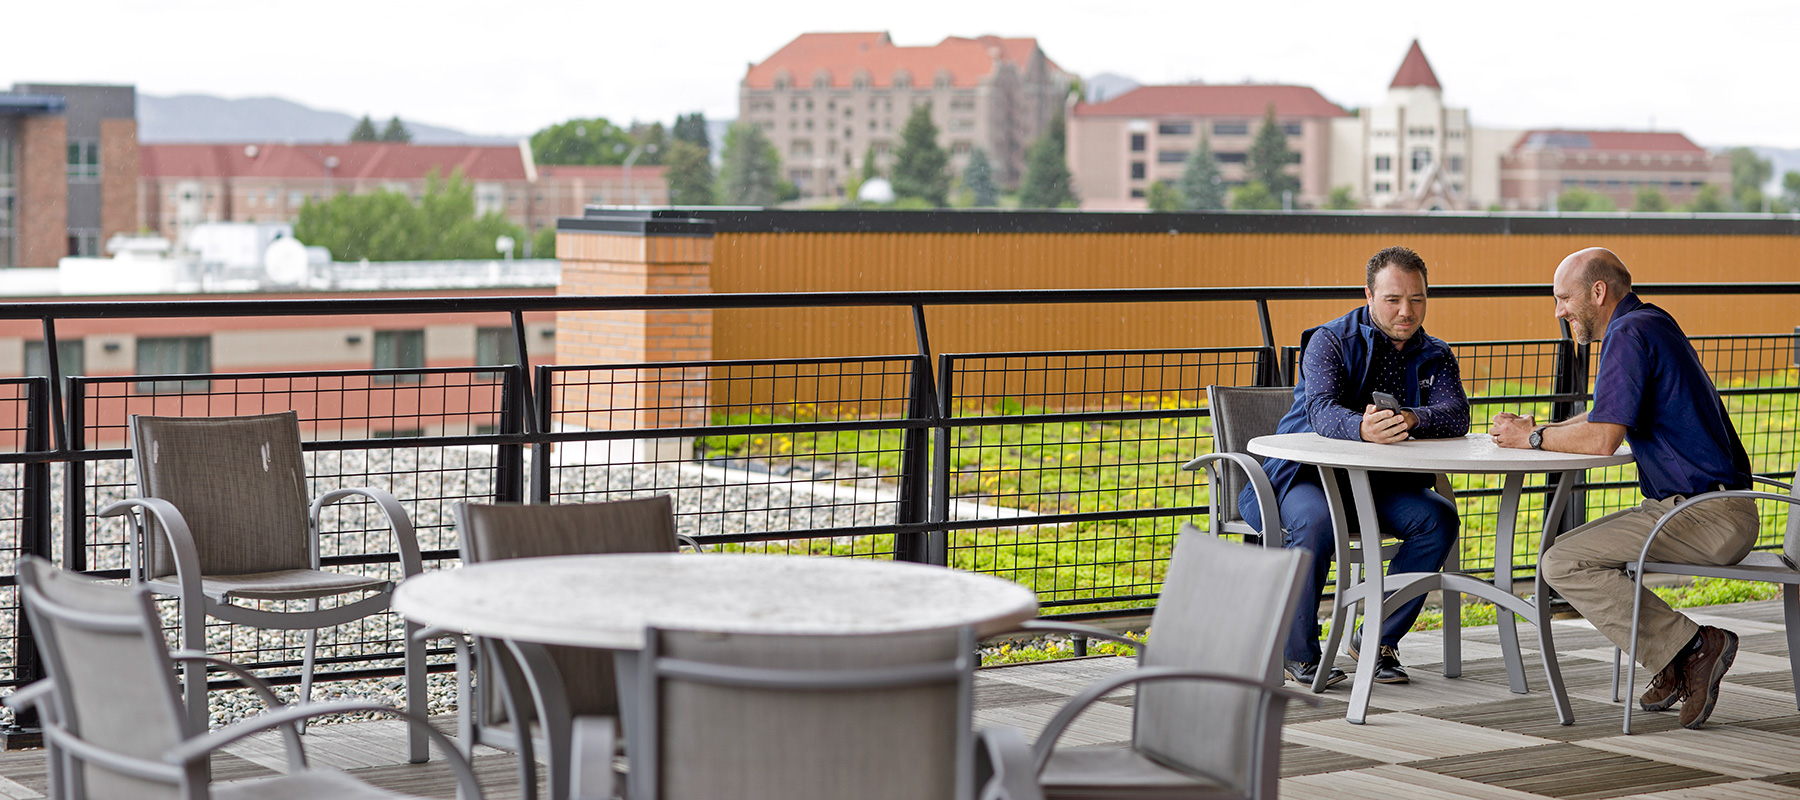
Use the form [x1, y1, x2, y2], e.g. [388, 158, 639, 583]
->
[1490, 248, 1755, 730]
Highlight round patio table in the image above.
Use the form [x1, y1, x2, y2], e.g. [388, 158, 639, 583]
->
[1248, 432, 1632, 725]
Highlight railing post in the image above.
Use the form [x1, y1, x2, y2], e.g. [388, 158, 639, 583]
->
[63, 379, 88, 573]
[2, 378, 54, 747]
[894, 305, 941, 565]
[494, 363, 526, 504]
[531, 365, 554, 503]
[927, 353, 957, 566]
[1254, 298, 1283, 386]
[1552, 328, 1592, 534]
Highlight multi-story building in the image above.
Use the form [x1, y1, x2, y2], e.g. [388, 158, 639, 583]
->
[739, 32, 1072, 200]
[140, 142, 666, 250]
[1498, 130, 1731, 211]
[1067, 85, 1347, 209]
[0, 83, 139, 267]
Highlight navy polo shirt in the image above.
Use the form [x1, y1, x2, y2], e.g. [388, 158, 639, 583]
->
[1587, 293, 1751, 500]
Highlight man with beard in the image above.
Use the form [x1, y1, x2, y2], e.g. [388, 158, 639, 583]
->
[1242, 246, 1468, 690]
[1490, 247, 1754, 729]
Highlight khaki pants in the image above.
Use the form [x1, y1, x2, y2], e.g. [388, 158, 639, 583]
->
[1539, 494, 1759, 673]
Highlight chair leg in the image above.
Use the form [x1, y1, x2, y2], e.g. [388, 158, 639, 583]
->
[299, 624, 318, 735]
[1611, 647, 1622, 703]
[405, 620, 429, 763]
[182, 602, 208, 736]
[1785, 584, 1800, 711]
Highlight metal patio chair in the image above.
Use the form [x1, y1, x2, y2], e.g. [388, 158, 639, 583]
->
[1003, 523, 1316, 800]
[1187, 384, 1460, 692]
[7, 556, 481, 800]
[99, 411, 429, 762]
[443, 496, 697, 800]
[1616, 476, 1800, 733]
[594, 622, 1039, 800]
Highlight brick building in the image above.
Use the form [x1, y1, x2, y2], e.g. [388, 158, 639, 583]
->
[0, 83, 139, 267]
[1498, 130, 1731, 211]
[139, 142, 666, 251]
[738, 32, 1072, 200]
[1067, 85, 1347, 210]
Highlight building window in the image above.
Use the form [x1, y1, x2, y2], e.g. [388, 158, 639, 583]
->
[791, 140, 813, 157]
[1373, 182, 1392, 193]
[1212, 121, 1249, 136]
[289, 191, 305, 206]
[67, 228, 101, 257]
[1130, 162, 1146, 180]
[1410, 148, 1432, 171]
[950, 118, 975, 131]
[1374, 155, 1392, 172]
[66, 140, 100, 180]
[950, 97, 975, 112]
[475, 327, 515, 368]
[136, 337, 212, 394]
[1130, 133, 1146, 152]
[1157, 122, 1193, 135]
[1157, 150, 1187, 164]
[1447, 155, 1464, 173]
[373, 330, 425, 383]
[1215, 152, 1248, 164]
[951, 141, 972, 155]
[1281, 124, 1301, 136]
[24, 339, 83, 386]
[1130, 189, 1146, 198]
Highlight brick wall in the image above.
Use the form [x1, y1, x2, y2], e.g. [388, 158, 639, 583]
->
[17, 115, 67, 268]
[100, 118, 140, 245]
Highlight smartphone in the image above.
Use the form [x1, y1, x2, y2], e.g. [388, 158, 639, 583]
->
[1370, 391, 1402, 413]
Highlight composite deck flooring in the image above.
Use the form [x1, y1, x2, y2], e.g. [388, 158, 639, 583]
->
[2, 597, 1797, 799]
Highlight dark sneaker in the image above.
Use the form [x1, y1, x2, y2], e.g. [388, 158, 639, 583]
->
[1678, 626, 1738, 729]
[1639, 657, 1685, 712]
[1348, 629, 1409, 684]
[1284, 658, 1348, 690]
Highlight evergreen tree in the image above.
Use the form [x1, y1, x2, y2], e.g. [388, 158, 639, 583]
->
[1018, 112, 1078, 208]
[861, 145, 881, 181]
[665, 140, 716, 205]
[719, 122, 783, 206]
[380, 116, 412, 143]
[963, 147, 999, 207]
[1730, 147, 1772, 212]
[1781, 171, 1800, 213]
[1179, 134, 1226, 210]
[891, 105, 950, 206]
[1245, 104, 1299, 199]
[672, 113, 711, 150]
[349, 115, 379, 142]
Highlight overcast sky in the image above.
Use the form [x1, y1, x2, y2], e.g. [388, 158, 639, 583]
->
[8, 0, 1799, 149]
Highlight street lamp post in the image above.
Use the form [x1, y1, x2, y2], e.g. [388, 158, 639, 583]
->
[618, 142, 658, 206]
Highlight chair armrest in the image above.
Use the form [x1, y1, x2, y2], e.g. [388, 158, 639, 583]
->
[1633, 489, 1800, 572]
[413, 627, 478, 754]
[1181, 452, 1280, 542]
[1753, 475, 1794, 492]
[1031, 667, 1318, 773]
[2, 679, 54, 712]
[976, 725, 1044, 800]
[166, 701, 483, 795]
[569, 715, 617, 800]
[676, 533, 705, 552]
[98, 497, 204, 596]
[1008, 620, 1144, 658]
[314, 488, 423, 577]
[169, 651, 305, 768]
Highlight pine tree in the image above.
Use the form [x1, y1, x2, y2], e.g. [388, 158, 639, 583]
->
[1179, 134, 1225, 210]
[349, 115, 379, 142]
[665, 140, 716, 205]
[890, 105, 950, 206]
[672, 113, 710, 151]
[1245, 104, 1299, 199]
[719, 122, 782, 206]
[861, 145, 881, 181]
[963, 148, 999, 207]
[380, 116, 412, 143]
[1018, 112, 1078, 208]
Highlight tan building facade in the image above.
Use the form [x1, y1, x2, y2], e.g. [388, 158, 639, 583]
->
[1498, 131, 1731, 211]
[1067, 85, 1346, 210]
[738, 32, 1072, 200]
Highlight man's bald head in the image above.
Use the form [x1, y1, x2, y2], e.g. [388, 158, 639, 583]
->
[1555, 247, 1632, 301]
[1553, 247, 1633, 345]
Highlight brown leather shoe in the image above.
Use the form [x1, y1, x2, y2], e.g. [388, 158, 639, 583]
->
[1639, 657, 1685, 712]
[1678, 626, 1738, 730]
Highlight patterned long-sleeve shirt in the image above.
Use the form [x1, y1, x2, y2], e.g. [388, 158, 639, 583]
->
[1301, 327, 1470, 441]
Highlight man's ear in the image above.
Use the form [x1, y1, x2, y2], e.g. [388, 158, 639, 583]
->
[1591, 280, 1608, 305]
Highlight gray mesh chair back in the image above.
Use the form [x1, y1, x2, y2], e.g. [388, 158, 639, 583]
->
[1205, 385, 1295, 529]
[635, 624, 976, 800]
[132, 411, 312, 579]
[1134, 523, 1309, 794]
[18, 558, 189, 800]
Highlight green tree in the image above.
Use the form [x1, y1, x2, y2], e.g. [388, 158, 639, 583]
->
[530, 117, 637, 165]
[1730, 147, 1772, 212]
[664, 140, 716, 205]
[1146, 181, 1181, 212]
[861, 145, 881, 181]
[629, 122, 667, 166]
[1633, 186, 1670, 212]
[380, 116, 412, 143]
[1179, 134, 1226, 210]
[672, 113, 710, 150]
[1683, 184, 1730, 213]
[1556, 188, 1616, 212]
[531, 226, 556, 259]
[1018, 112, 1078, 208]
[891, 105, 950, 206]
[1245, 104, 1299, 199]
[1323, 185, 1359, 210]
[963, 147, 999, 207]
[1230, 180, 1280, 210]
[349, 115, 379, 142]
[294, 169, 523, 261]
[719, 122, 783, 206]
[1780, 171, 1800, 213]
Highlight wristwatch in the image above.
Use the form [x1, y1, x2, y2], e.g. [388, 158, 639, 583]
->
[1528, 426, 1545, 450]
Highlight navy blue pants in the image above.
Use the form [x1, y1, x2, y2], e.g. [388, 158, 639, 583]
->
[1240, 473, 1458, 664]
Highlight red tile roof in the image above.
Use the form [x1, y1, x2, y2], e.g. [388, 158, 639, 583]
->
[742, 32, 1058, 90]
[1072, 85, 1348, 118]
[1389, 40, 1441, 90]
[140, 143, 529, 181]
[539, 165, 667, 179]
[1511, 130, 1708, 154]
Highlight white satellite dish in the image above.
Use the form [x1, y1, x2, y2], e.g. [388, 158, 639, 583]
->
[264, 236, 309, 285]
[858, 177, 895, 204]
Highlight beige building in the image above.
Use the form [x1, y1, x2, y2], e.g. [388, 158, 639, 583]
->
[1498, 131, 1731, 211]
[1067, 85, 1347, 210]
[738, 32, 1072, 201]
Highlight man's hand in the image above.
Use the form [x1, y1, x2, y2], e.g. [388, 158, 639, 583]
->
[1361, 405, 1410, 444]
[1490, 412, 1536, 449]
